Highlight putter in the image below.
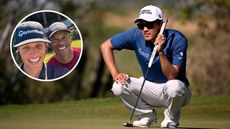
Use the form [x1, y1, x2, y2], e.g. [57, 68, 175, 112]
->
[123, 19, 168, 127]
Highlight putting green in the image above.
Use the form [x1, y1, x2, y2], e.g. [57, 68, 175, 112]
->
[0, 95, 229, 129]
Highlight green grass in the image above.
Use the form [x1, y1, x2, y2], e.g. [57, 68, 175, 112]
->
[0, 95, 229, 129]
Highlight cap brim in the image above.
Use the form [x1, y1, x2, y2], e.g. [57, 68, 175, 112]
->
[14, 38, 51, 47]
[134, 18, 143, 23]
[134, 16, 163, 23]
[49, 29, 69, 38]
[135, 18, 160, 23]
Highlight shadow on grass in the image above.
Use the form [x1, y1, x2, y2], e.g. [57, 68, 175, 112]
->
[177, 127, 218, 129]
[151, 126, 218, 129]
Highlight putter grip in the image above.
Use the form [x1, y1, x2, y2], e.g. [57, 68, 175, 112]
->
[148, 19, 168, 68]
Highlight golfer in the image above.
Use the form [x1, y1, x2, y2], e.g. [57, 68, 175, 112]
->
[47, 22, 81, 70]
[101, 5, 191, 128]
[13, 21, 69, 80]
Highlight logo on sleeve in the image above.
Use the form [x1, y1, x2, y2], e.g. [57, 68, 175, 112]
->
[178, 52, 183, 60]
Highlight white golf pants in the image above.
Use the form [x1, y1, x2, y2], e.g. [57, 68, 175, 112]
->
[111, 77, 191, 123]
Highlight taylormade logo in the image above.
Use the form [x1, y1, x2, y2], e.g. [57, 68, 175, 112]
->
[140, 10, 152, 15]
[18, 30, 43, 37]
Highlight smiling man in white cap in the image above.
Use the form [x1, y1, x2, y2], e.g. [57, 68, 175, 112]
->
[47, 22, 81, 70]
[13, 21, 69, 80]
[101, 5, 191, 128]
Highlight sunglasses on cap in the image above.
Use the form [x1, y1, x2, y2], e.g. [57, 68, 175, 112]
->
[137, 20, 162, 30]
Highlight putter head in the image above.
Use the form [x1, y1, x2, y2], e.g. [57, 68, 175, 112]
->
[123, 121, 133, 127]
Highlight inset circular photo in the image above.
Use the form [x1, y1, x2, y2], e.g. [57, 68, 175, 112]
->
[10, 10, 83, 81]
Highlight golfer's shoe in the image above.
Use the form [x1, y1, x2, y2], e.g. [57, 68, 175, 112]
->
[133, 111, 157, 128]
[161, 110, 179, 128]
[160, 119, 178, 128]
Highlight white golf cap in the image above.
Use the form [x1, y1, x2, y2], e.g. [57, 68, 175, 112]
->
[134, 5, 163, 23]
[48, 22, 69, 38]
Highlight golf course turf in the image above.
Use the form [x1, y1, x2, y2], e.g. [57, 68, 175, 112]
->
[0, 95, 229, 129]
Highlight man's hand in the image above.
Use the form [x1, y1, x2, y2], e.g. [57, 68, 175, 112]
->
[154, 34, 165, 53]
[113, 72, 129, 85]
[100, 39, 129, 85]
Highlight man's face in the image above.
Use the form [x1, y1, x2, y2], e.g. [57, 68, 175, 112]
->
[137, 20, 162, 42]
[18, 42, 46, 68]
[50, 31, 71, 55]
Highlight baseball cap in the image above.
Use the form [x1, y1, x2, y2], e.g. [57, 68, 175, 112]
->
[48, 22, 69, 38]
[13, 21, 51, 47]
[134, 5, 163, 23]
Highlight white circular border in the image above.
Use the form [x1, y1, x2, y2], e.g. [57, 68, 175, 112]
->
[10, 10, 84, 82]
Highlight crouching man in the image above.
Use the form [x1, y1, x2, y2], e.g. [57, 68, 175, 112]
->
[100, 5, 191, 128]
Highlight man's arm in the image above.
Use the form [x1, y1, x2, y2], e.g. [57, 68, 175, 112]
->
[155, 34, 180, 80]
[158, 52, 180, 80]
[100, 39, 128, 84]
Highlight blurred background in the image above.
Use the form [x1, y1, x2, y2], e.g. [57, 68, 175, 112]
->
[0, 0, 229, 105]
